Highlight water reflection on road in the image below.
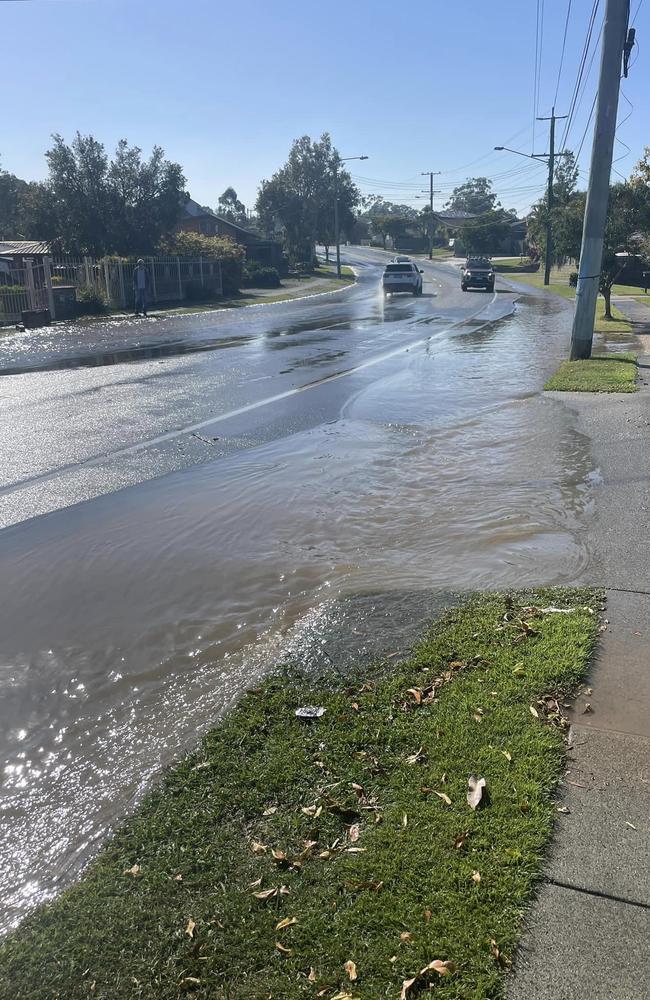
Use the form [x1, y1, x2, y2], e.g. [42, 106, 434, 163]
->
[0, 272, 596, 931]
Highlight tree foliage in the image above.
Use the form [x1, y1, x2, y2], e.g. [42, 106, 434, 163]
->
[158, 230, 245, 295]
[217, 187, 247, 225]
[255, 133, 359, 261]
[445, 177, 498, 216]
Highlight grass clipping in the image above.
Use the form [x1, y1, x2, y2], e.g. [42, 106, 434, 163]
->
[0, 589, 600, 1000]
[545, 352, 637, 393]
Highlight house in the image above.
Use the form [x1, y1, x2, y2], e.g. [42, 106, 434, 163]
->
[0, 240, 53, 265]
[176, 198, 284, 271]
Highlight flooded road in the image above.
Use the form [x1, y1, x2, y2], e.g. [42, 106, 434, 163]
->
[0, 250, 597, 930]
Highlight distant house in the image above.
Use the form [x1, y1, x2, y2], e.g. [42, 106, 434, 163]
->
[0, 240, 53, 265]
[176, 198, 284, 271]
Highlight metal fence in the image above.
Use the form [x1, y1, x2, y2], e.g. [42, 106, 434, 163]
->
[0, 254, 224, 324]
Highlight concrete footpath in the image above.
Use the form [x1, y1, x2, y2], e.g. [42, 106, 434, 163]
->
[508, 341, 650, 996]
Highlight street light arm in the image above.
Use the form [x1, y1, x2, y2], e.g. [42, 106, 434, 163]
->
[494, 146, 548, 161]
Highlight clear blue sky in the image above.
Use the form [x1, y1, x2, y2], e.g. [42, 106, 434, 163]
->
[3, 0, 649, 217]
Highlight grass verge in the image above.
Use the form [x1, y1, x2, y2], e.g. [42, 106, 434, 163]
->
[545, 352, 637, 392]
[0, 589, 600, 1000]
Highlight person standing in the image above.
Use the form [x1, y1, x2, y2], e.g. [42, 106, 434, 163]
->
[133, 259, 150, 316]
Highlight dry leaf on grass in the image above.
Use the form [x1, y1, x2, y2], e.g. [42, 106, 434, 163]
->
[407, 688, 423, 704]
[423, 908, 432, 922]
[529, 705, 539, 719]
[345, 847, 366, 854]
[406, 746, 424, 765]
[500, 750, 512, 762]
[275, 916, 297, 930]
[434, 791, 452, 806]
[453, 830, 469, 849]
[123, 864, 140, 877]
[185, 918, 196, 939]
[178, 977, 201, 990]
[275, 941, 292, 955]
[402, 813, 408, 828]
[471, 871, 481, 883]
[489, 939, 511, 968]
[344, 960, 358, 981]
[262, 806, 278, 816]
[467, 775, 486, 810]
[308, 967, 318, 982]
[400, 960, 457, 997]
[301, 804, 323, 818]
[400, 931, 413, 942]
[251, 841, 268, 854]
[348, 824, 360, 843]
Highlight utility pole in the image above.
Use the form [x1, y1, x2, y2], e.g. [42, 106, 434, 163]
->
[537, 108, 568, 285]
[570, 0, 630, 360]
[421, 171, 441, 259]
[334, 154, 368, 277]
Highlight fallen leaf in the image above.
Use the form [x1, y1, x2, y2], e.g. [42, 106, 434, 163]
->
[425, 960, 456, 976]
[557, 805, 571, 814]
[350, 879, 383, 892]
[344, 959, 358, 981]
[275, 941, 292, 955]
[472, 713, 483, 724]
[467, 775, 486, 811]
[318, 850, 331, 860]
[625, 821, 637, 830]
[301, 804, 323, 818]
[331, 994, 358, 1000]
[453, 830, 469, 849]
[406, 746, 424, 765]
[345, 847, 366, 854]
[174, 873, 183, 882]
[349, 824, 360, 843]
[275, 916, 297, 930]
[434, 791, 452, 806]
[489, 938, 511, 968]
[423, 908, 432, 922]
[471, 871, 481, 883]
[249, 878, 262, 889]
[583, 702, 593, 714]
[185, 918, 196, 939]
[351, 782, 364, 797]
[449, 660, 466, 669]
[407, 688, 422, 704]
[263, 806, 278, 816]
[402, 813, 408, 828]
[192, 761, 210, 771]
[512, 664, 525, 677]
[400, 931, 413, 942]
[123, 864, 140, 877]
[529, 705, 539, 718]
[279, 885, 291, 895]
[308, 967, 317, 982]
[253, 888, 278, 901]
[400, 976, 417, 998]
[389, 954, 398, 963]
[178, 977, 201, 989]
[251, 841, 268, 854]
[271, 849, 287, 862]
[500, 750, 512, 762]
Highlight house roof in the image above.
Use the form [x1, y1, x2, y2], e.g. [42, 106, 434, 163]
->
[179, 197, 260, 239]
[0, 240, 52, 256]
[434, 210, 479, 222]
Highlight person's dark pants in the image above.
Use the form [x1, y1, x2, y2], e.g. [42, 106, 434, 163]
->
[135, 289, 147, 315]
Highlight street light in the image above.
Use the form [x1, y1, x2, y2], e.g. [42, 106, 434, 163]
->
[334, 155, 368, 277]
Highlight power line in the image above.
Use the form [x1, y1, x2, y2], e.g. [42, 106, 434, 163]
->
[560, 0, 601, 150]
[554, 0, 573, 105]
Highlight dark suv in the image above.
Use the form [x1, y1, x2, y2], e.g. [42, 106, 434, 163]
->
[461, 257, 495, 292]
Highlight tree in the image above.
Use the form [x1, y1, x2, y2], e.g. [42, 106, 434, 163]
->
[0, 162, 29, 238]
[554, 150, 579, 204]
[599, 183, 650, 317]
[445, 177, 498, 215]
[159, 230, 245, 295]
[39, 133, 186, 255]
[217, 187, 246, 225]
[256, 134, 359, 263]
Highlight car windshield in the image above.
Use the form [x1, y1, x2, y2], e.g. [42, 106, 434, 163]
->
[466, 259, 491, 268]
[385, 264, 413, 272]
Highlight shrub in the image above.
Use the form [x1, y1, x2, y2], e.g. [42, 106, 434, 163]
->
[569, 271, 579, 287]
[292, 260, 314, 276]
[242, 263, 280, 288]
[75, 286, 107, 315]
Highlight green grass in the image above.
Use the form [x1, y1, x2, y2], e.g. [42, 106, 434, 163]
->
[0, 590, 600, 1000]
[634, 295, 650, 308]
[545, 352, 637, 392]
[491, 259, 540, 274]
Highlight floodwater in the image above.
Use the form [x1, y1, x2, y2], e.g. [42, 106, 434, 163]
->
[0, 284, 598, 932]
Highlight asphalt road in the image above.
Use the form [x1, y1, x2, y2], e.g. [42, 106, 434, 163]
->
[0, 248, 515, 527]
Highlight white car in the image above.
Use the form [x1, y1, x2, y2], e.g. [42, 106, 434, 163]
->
[382, 261, 423, 296]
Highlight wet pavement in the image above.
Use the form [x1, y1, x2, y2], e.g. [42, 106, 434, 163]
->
[0, 248, 604, 931]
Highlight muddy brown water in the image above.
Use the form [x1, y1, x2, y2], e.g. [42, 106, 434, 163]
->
[0, 293, 598, 931]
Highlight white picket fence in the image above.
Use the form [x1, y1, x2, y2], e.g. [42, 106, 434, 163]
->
[0, 254, 223, 324]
